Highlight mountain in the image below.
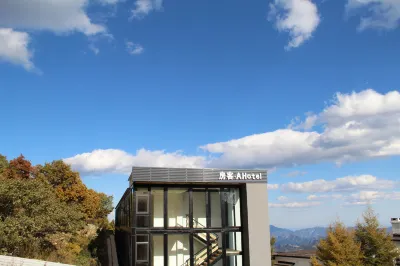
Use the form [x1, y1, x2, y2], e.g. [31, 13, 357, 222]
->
[270, 225, 393, 252]
[270, 225, 327, 252]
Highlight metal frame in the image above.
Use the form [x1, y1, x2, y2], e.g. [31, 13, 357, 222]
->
[129, 183, 245, 266]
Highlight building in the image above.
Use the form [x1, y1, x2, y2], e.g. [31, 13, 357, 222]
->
[272, 250, 316, 266]
[392, 218, 400, 266]
[115, 166, 271, 266]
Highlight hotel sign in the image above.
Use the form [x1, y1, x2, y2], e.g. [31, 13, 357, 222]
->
[219, 171, 263, 181]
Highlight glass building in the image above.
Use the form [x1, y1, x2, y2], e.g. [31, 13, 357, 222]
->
[115, 167, 271, 266]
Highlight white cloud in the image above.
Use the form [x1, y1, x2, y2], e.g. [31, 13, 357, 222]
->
[269, 201, 321, 208]
[99, 0, 119, 4]
[268, 184, 280, 190]
[307, 194, 343, 200]
[131, 0, 163, 19]
[346, 0, 400, 30]
[278, 196, 289, 201]
[345, 190, 400, 205]
[269, 0, 320, 49]
[64, 89, 400, 176]
[202, 89, 400, 169]
[126, 41, 144, 55]
[0, 0, 105, 36]
[89, 44, 100, 55]
[281, 175, 396, 193]
[284, 170, 307, 177]
[0, 28, 34, 71]
[63, 149, 206, 175]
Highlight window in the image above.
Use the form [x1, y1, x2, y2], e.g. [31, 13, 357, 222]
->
[137, 194, 149, 214]
[136, 235, 149, 263]
[168, 188, 189, 228]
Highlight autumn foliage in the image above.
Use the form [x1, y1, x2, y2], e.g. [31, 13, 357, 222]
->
[0, 154, 114, 265]
[311, 207, 400, 266]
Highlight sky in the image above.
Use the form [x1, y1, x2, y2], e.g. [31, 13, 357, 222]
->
[1, 0, 400, 229]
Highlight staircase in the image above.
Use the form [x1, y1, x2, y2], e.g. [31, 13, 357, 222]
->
[180, 216, 223, 266]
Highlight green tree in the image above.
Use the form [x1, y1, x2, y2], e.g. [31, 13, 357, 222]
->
[355, 206, 400, 266]
[0, 178, 84, 260]
[311, 221, 363, 266]
[0, 154, 8, 175]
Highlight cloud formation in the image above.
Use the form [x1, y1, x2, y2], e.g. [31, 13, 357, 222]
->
[64, 89, 400, 176]
[63, 149, 206, 175]
[0, 0, 107, 70]
[0, 0, 105, 35]
[131, 0, 163, 19]
[269, 0, 320, 49]
[269, 201, 321, 208]
[0, 28, 34, 71]
[344, 190, 400, 205]
[281, 175, 395, 193]
[202, 89, 400, 169]
[346, 0, 400, 30]
[126, 41, 144, 55]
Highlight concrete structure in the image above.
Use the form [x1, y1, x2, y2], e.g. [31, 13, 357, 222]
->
[272, 251, 316, 266]
[0, 255, 73, 266]
[392, 218, 400, 266]
[115, 166, 270, 266]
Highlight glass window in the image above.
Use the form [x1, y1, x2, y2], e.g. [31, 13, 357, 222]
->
[136, 235, 149, 262]
[193, 190, 207, 229]
[151, 235, 164, 266]
[210, 189, 221, 228]
[226, 232, 242, 266]
[226, 188, 241, 227]
[137, 195, 149, 214]
[168, 234, 190, 266]
[151, 188, 164, 227]
[168, 188, 189, 228]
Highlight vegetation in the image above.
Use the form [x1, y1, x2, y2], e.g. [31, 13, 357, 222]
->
[0, 154, 114, 265]
[355, 206, 400, 266]
[311, 221, 363, 266]
[311, 206, 399, 266]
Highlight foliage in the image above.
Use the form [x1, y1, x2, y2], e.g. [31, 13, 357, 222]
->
[0, 154, 114, 265]
[355, 206, 400, 266]
[2, 155, 33, 179]
[270, 236, 276, 254]
[311, 221, 363, 266]
[0, 154, 8, 174]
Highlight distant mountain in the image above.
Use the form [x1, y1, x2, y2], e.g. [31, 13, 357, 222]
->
[270, 225, 328, 252]
[271, 225, 393, 252]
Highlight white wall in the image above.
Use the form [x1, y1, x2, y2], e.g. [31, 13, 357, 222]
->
[273, 256, 311, 266]
[245, 183, 271, 266]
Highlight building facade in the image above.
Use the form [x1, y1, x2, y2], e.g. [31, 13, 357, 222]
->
[115, 167, 271, 266]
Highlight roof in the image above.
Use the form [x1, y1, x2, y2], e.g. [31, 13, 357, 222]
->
[393, 235, 400, 242]
[129, 166, 268, 184]
[273, 250, 317, 259]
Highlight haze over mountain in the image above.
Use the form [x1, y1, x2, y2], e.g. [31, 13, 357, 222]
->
[270, 225, 393, 252]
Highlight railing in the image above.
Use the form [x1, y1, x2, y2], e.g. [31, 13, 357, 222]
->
[180, 215, 221, 266]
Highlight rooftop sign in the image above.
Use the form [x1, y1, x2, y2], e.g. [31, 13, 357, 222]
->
[129, 167, 267, 184]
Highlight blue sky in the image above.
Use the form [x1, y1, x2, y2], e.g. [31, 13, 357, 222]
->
[1, 0, 400, 229]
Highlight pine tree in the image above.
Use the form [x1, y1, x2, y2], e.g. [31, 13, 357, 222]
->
[311, 221, 363, 266]
[355, 206, 400, 266]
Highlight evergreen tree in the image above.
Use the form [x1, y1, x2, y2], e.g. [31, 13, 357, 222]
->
[355, 206, 400, 266]
[311, 221, 363, 266]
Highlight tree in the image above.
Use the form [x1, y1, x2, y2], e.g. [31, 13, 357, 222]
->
[3, 155, 33, 179]
[0, 178, 84, 260]
[0, 154, 8, 175]
[311, 221, 363, 266]
[271, 236, 276, 265]
[270, 236, 276, 255]
[36, 160, 113, 225]
[355, 206, 400, 266]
